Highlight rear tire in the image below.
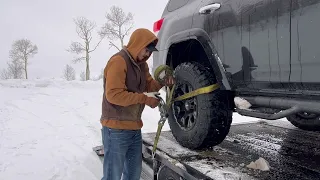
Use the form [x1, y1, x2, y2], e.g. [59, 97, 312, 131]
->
[287, 112, 320, 131]
[168, 62, 233, 150]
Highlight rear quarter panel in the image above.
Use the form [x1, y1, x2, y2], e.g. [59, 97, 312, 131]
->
[152, 0, 202, 74]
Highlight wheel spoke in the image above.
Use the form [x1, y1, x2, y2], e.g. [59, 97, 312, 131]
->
[187, 84, 192, 93]
[183, 113, 189, 127]
[187, 114, 195, 128]
[174, 105, 181, 114]
[180, 116, 186, 127]
[182, 84, 187, 94]
[172, 81, 198, 130]
[179, 113, 194, 129]
[193, 111, 197, 119]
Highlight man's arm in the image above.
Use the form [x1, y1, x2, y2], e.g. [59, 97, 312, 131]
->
[105, 56, 147, 106]
[144, 63, 163, 92]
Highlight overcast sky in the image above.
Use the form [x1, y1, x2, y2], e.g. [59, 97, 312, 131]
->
[0, 0, 167, 79]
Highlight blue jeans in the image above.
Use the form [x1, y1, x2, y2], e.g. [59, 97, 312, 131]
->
[101, 126, 142, 180]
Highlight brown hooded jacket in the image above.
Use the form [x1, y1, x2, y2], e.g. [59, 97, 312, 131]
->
[100, 28, 163, 130]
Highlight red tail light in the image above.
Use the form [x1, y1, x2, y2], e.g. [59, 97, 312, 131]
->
[153, 18, 164, 32]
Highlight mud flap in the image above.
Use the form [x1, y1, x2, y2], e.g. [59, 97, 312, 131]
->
[93, 145, 104, 156]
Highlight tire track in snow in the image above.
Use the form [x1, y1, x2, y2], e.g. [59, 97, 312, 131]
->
[5, 101, 41, 119]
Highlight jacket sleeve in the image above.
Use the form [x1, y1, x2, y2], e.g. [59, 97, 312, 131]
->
[105, 56, 147, 106]
[144, 63, 163, 92]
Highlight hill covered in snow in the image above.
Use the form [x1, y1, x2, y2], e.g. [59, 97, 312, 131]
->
[0, 78, 169, 180]
[0, 78, 258, 180]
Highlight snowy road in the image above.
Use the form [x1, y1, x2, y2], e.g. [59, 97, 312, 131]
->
[0, 79, 170, 180]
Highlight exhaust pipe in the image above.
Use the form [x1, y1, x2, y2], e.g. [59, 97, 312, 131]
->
[235, 96, 320, 120]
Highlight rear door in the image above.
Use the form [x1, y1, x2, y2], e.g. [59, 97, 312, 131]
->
[192, 0, 247, 88]
[192, 0, 292, 91]
[290, 0, 320, 91]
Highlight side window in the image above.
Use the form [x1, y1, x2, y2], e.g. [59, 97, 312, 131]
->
[167, 0, 189, 12]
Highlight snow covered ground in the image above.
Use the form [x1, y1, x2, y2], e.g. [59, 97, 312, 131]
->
[0, 78, 260, 180]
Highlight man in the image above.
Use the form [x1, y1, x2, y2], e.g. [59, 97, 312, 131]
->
[100, 28, 174, 180]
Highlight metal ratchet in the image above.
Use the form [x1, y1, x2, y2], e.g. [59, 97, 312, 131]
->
[155, 94, 168, 122]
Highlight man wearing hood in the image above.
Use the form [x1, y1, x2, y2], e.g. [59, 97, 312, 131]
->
[100, 28, 174, 180]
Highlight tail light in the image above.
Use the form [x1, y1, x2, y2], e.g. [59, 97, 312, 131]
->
[153, 18, 164, 32]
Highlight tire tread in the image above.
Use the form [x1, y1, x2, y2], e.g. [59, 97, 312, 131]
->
[168, 61, 233, 149]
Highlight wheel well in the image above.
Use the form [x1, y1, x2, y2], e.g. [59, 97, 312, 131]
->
[166, 39, 213, 72]
[165, 39, 236, 111]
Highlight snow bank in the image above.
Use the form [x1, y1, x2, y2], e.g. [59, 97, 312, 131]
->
[0, 78, 260, 180]
[0, 78, 171, 180]
[0, 78, 102, 89]
[0, 79, 105, 180]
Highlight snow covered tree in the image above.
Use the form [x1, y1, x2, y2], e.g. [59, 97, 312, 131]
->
[68, 17, 106, 81]
[7, 59, 24, 79]
[9, 39, 38, 79]
[0, 59, 24, 80]
[63, 64, 76, 81]
[0, 69, 11, 80]
[99, 6, 134, 50]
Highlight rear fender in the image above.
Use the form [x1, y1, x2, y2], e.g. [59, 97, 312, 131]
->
[153, 29, 192, 74]
[164, 28, 232, 91]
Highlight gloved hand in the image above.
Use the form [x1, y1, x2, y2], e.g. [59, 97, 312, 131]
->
[164, 75, 175, 87]
[144, 92, 160, 98]
[143, 92, 160, 108]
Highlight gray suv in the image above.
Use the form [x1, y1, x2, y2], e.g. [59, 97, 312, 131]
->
[152, 0, 320, 150]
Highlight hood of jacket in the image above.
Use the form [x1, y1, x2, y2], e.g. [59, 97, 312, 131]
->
[124, 28, 158, 62]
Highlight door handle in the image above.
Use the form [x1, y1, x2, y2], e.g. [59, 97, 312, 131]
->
[199, 3, 221, 14]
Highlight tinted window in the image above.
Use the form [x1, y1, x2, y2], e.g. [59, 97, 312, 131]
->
[167, 0, 189, 12]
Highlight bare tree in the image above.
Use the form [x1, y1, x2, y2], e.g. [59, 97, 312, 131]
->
[8, 59, 24, 79]
[0, 69, 11, 80]
[99, 6, 134, 51]
[63, 64, 76, 81]
[0, 59, 24, 80]
[9, 39, 38, 79]
[68, 17, 106, 81]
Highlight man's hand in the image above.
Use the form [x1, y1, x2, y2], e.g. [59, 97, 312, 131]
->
[164, 76, 175, 87]
[144, 92, 160, 98]
[144, 92, 160, 108]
